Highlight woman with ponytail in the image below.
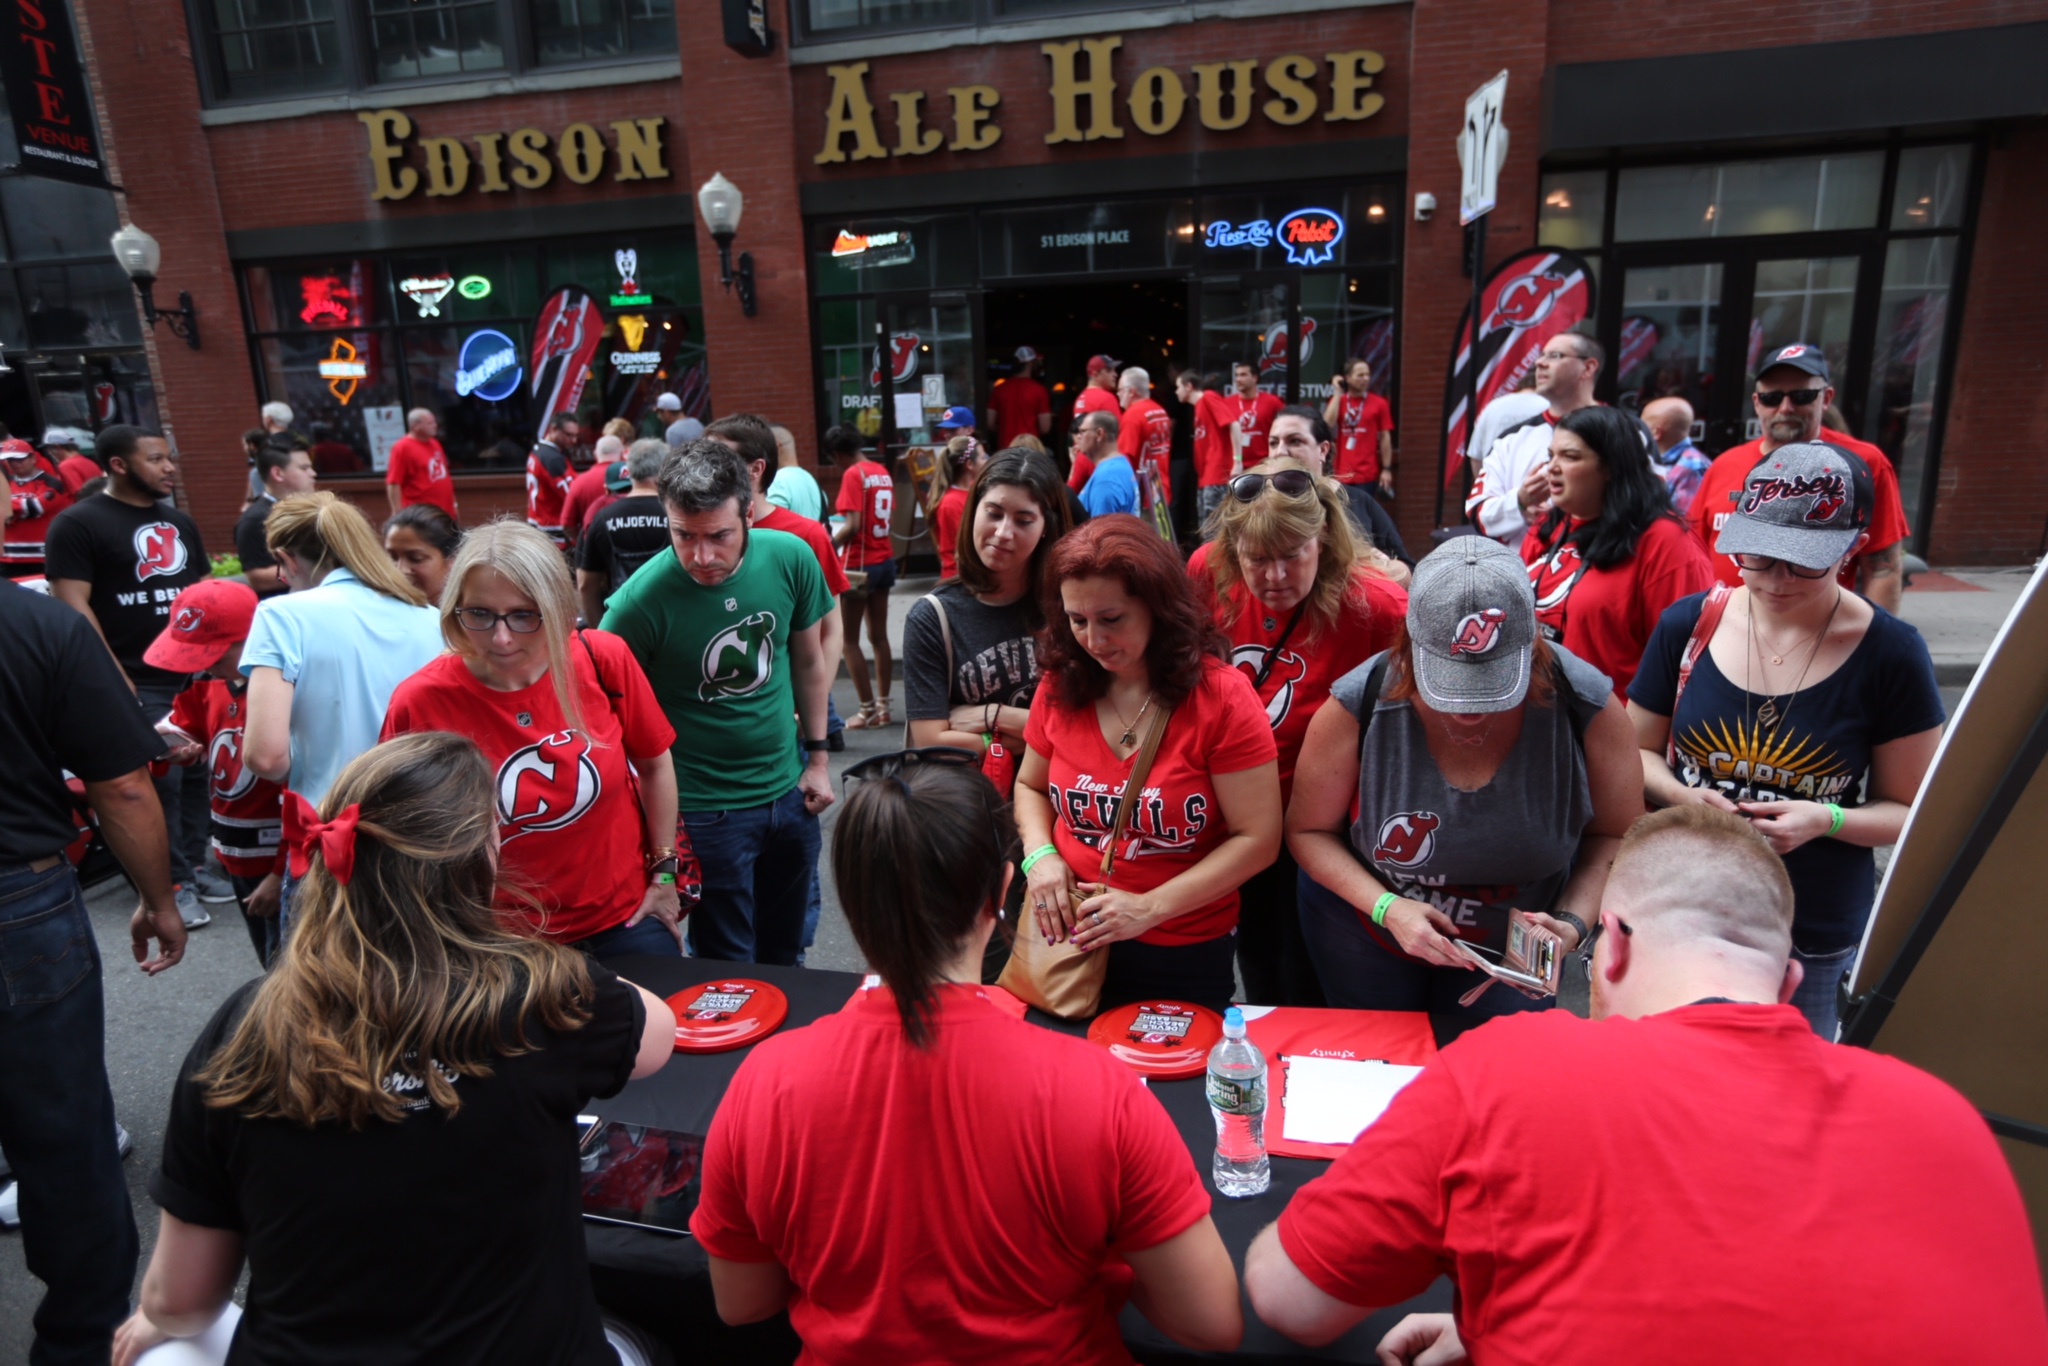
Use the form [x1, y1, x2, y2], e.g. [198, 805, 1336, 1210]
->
[691, 752, 1242, 1362]
[112, 732, 676, 1365]
[930, 432, 986, 579]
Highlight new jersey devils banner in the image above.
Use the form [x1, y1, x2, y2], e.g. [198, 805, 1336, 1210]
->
[530, 286, 604, 421]
[1439, 248, 1596, 489]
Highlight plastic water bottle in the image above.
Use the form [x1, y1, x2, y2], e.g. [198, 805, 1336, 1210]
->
[1206, 1007, 1270, 1197]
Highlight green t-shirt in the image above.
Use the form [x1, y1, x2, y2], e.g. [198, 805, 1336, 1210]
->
[601, 527, 834, 810]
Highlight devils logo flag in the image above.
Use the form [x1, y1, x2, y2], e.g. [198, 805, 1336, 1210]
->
[530, 286, 604, 422]
[1439, 248, 1596, 488]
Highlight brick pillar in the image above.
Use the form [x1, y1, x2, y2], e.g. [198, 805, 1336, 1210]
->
[1394, 0, 1549, 552]
[677, 39, 818, 467]
[75, 0, 259, 550]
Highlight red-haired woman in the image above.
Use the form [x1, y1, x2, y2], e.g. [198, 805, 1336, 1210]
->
[1015, 515, 1281, 1010]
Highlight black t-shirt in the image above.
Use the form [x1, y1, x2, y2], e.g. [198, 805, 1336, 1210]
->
[903, 581, 1041, 720]
[234, 495, 284, 598]
[1630, 592, 1946, 951]
[1343, 484, 1413, 566]
[151, 964, 646, 1366]
[43, 493, 209, 689]
[577, 494, 669, 595]
[0, 581, 165, 859]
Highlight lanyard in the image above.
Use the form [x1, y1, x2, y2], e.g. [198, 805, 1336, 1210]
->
[1251, 604, 1308, 691]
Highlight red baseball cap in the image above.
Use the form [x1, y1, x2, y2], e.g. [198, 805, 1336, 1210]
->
[1085, 354, 1121, 376]
[0, 438, 36, 460]
[144, 579, 260, 673]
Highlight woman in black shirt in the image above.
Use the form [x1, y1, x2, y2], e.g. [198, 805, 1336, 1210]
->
[112, 732, 675, 1366]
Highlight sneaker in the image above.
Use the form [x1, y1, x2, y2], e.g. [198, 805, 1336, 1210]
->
[116, 1124, 133, 1160]
[191, 865, 237, 904]
[176, 885, 211, 930]
[0, 1182, 16, 1230]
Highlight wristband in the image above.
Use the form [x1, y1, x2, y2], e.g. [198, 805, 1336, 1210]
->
[1825, 803, 1845, 838]
[652, 872, 676, 887]
[1020, 843, 1058, 877]
[981, 731, 993, 754]
[1371, 892, 1397, 927]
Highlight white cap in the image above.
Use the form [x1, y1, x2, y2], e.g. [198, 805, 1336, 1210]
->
[655, 392, 682, 411]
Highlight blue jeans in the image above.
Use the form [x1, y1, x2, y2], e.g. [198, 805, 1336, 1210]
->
[137, 683, 209, 887]
[681, 785, 820, 964]
[1790, 942, 1856, 1041]
[0, 861, 138, 1366]
[1298, 870, 1550, 1032]
[573, 914, 685, 962]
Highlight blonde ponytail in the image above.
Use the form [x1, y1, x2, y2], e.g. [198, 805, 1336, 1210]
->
[267, 492, 427, 606]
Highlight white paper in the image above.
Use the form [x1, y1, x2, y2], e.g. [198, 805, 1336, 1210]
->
[894, 393, 925, 430]
[1281, 1057, 1422, 1146]
[363, 405, 405, 473]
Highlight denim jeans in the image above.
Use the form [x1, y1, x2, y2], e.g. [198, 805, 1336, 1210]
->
[229, 872, 279, 969]
[0, 861, 138, 1366]
[1235, 845, 1325, 1008]
[573, 913, 685, 963]
[1790, 942, 1857, 1041]
[681, 785, 820, 964]
[136, 683, 210, 887]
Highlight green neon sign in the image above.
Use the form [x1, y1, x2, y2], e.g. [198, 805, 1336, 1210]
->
[457, 275, 492, 300]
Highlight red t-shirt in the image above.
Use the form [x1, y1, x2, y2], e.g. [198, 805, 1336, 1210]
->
[2, 452, 73, 563]
[931, 484, 969, 579]
[1192, 391, 1233, 488]
[990, 375, 1051, 448]
[1067, 450, 1097, 494]
[1520, 514, 1713, 699]
[1688, 429, 1909, 593]
[1330, 393, 1395, 485]
[1277, 1005, 2048, 1363]
[1189, 545, 1408, 800]
[168, 677, 285, 878]
[558, 463, 613, 550]
[385, 435, 457, 518]
[1222, 391, 1286, 474]
[1024, 658, 1277, 945]
[691, 984, 1210, 1366]
[1072, 384, 1120, 422]
[757, 503, 852, 596]
[835, 459, 895, 569]
[1119, 397, 1174, 504]
[525, 442, 574, 542]
[56, 454, 99, 493]
[380, 632, 676, 942]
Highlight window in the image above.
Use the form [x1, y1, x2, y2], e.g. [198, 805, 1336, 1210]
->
[798, 0, 1178, 42]
[1611, 152, 1883, 242]
[369, 0, 504, 82]
[207, 0, 345, 100]
[530, 0, 677, 65]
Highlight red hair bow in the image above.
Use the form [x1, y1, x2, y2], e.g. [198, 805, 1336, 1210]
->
[282, 791, 363, 885]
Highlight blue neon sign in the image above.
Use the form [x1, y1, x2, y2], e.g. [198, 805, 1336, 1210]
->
[1202, 208, 1346, 267]
[456, 329, 522, 402]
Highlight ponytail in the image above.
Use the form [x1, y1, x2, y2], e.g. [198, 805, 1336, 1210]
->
[268, 493, 427, 606]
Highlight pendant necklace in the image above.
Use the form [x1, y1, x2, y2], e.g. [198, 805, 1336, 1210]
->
[1107, 690, 1156, 748]
[1744, 589, 1839, 757]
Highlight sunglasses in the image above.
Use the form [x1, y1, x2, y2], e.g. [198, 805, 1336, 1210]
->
[1754, 388, 1824, 409]
[843, 746, 977, 791]
[1228, 469, 1316, 503]
[453, 608, 544, 634]
[1731, 553, 1834, 580]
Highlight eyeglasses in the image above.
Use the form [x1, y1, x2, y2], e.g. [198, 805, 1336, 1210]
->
[1228, 469, 1316, 503]
[1731, 553, 1834, 580]
[1754, 388, 1823, 409]
[453, 608, 544, 634]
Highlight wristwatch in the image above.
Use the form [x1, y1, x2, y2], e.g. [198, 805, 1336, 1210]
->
[1552, 910, 1590, 950]
[648, 855, 680, 888]
[802, 737, 831, 753]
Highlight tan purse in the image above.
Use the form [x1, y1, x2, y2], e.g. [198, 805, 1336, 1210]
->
[998, 704, 1173, 1020]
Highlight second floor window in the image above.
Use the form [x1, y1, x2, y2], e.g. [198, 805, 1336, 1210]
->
[369, 0, 506, 82]
[211, 0, 345, 100]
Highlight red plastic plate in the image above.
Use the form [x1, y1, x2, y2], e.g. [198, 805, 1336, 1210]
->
[667, 979, 789, 1054]
[1086, 1000, 1224, 1080]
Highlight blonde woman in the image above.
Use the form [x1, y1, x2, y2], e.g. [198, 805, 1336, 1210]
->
[1189, 457, 1408, 1005]
[112, 733, 676, 1366]
[382, 520, 684, 956]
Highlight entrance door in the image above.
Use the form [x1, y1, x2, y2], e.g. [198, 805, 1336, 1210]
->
[1196, 275, 1296, 402]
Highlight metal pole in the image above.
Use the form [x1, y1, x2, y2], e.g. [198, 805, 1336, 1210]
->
[1463, 215, 1487, 521]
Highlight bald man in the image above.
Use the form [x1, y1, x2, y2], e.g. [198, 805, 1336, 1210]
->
[1643, 396, 1711, 516]
[384, 406, 457, 519]
[1247, 805, 2048, 1363]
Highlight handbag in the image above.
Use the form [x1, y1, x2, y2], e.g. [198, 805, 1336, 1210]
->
[914, 591, 1020, 798]
[997, 702, 1172, 1020]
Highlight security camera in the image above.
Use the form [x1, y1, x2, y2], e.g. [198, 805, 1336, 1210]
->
[1414, 193, 1437, 222]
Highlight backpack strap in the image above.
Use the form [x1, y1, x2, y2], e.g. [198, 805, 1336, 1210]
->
[576, 629, 622, 703]
[1352, 655, 1392, 764]
[909, 592, 954, 746]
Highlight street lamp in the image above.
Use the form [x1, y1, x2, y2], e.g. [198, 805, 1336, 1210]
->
[696, 172, 756, 318]
[110, 224, 199, 349]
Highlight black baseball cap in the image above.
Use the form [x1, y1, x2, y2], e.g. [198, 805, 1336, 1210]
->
[1756, 343, 1830, 384]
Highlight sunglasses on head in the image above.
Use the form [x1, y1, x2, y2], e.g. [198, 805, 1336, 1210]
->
[1228, 469, 1316, 503]
[843, 746, 977, 792]
[1754, 388, 1824, 409]
[1731, 553, 1834, 580]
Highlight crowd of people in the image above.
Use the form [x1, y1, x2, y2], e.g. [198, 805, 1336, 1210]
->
[0, 332, 2037, 1366]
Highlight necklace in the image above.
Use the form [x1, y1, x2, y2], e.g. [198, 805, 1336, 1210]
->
[1106, 690, 1156, 748]
[1744, 589, 1840, 747]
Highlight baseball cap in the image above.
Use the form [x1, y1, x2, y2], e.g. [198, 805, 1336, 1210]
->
[1715, 441, 1873, 570]
[602, 460, 632, 494]
[0, 438, 33, 460]
[1406, 538, 1537, 715]
[655, 393, 682, 412]
[1085, 354, 1120, 377]
[1756, 343, 1830, 384]
[1014, 345, 1039, 364]
[41, 426, 85, 450]
[144, 579, 260, 673]
[665, 417, 704, 445]
[936, 405, 976, 431]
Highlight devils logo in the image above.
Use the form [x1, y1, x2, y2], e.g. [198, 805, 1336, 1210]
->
[207, 728, 258, 802]
[496, 731, 602, 841]
[1449, 609, 1506, 657]
[1372, 811, 1442, 868]
[134, 522, 189, 582]
[700, 611, 779, 701]
[1230, 643, 1309, 730]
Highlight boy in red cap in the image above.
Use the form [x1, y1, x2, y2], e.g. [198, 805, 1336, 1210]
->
[144, 579, 285, 965]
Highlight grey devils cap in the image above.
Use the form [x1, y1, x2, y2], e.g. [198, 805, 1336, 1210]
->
[1407, 537, 1537, 714]
[1715, 441, 1872, 571]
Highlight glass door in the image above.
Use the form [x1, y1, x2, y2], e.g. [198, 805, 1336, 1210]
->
[1195, 275, 1295, 401]
[1611, 261, 1725, 447]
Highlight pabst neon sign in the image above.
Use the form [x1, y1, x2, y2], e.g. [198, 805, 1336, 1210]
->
[1202, 208, 1346, 267]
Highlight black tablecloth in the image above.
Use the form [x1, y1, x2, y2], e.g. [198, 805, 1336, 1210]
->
[584, 955, 1449, 1365]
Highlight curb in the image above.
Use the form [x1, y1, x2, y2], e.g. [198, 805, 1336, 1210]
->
[1934, 662, 1980, 687]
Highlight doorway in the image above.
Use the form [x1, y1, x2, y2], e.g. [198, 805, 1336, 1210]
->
[984, 278, 1187, 451]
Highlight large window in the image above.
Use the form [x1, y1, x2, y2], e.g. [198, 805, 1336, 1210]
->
[800, 0, 1180, 42]
[191, 0, 676, 103]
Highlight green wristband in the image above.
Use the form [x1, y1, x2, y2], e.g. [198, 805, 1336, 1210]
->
[1020, 843, 1058, 876]
[1825, 803, 1845, 838]
[1371, 892, 1398, 927]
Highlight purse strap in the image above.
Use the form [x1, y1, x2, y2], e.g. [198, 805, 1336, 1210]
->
[911, 591, 954, 746]
[1098, 703, 1173, 882]
[1666, 585, 1734, 768]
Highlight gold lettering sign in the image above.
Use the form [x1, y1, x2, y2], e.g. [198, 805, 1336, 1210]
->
[816, 47, 1385, 164]
[358, 111, 671, 201]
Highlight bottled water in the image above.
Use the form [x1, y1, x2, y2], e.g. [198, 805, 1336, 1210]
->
[1206, 1006, 1270, 1197]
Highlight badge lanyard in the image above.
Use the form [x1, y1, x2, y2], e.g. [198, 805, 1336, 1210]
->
[1251, 605, 1308, 692]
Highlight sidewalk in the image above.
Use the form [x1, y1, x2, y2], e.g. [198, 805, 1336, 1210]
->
[1896, 565, 2036, 686]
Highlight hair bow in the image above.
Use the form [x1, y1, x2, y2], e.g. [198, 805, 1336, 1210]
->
[282, 791, 363, 885]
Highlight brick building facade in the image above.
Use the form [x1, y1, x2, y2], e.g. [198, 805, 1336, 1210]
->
[33, 0, 2048, 563]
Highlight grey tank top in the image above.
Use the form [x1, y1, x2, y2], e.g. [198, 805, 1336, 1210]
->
[1332, 646, 1610, 953]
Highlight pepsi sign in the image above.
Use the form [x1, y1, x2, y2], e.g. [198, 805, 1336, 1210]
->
[456, 328, 522, 402]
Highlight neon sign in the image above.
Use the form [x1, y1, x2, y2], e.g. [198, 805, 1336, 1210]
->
[609, 247, 651, 307]
[318, 338, 367, 404]
[399, 273, 455, 317]
[455, 329, 522, 401]
[609, 313, 661, 375]
[299, 275, 355, 326]
[457, 274, 492, 300]
[1202, 208, 1346, 267]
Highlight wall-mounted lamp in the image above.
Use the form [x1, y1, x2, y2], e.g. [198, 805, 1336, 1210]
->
[110, 224, 199, 349]
[696, 173, 756, 318]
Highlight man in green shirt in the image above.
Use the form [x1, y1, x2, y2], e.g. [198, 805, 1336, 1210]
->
[601, 440, 836, 963]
